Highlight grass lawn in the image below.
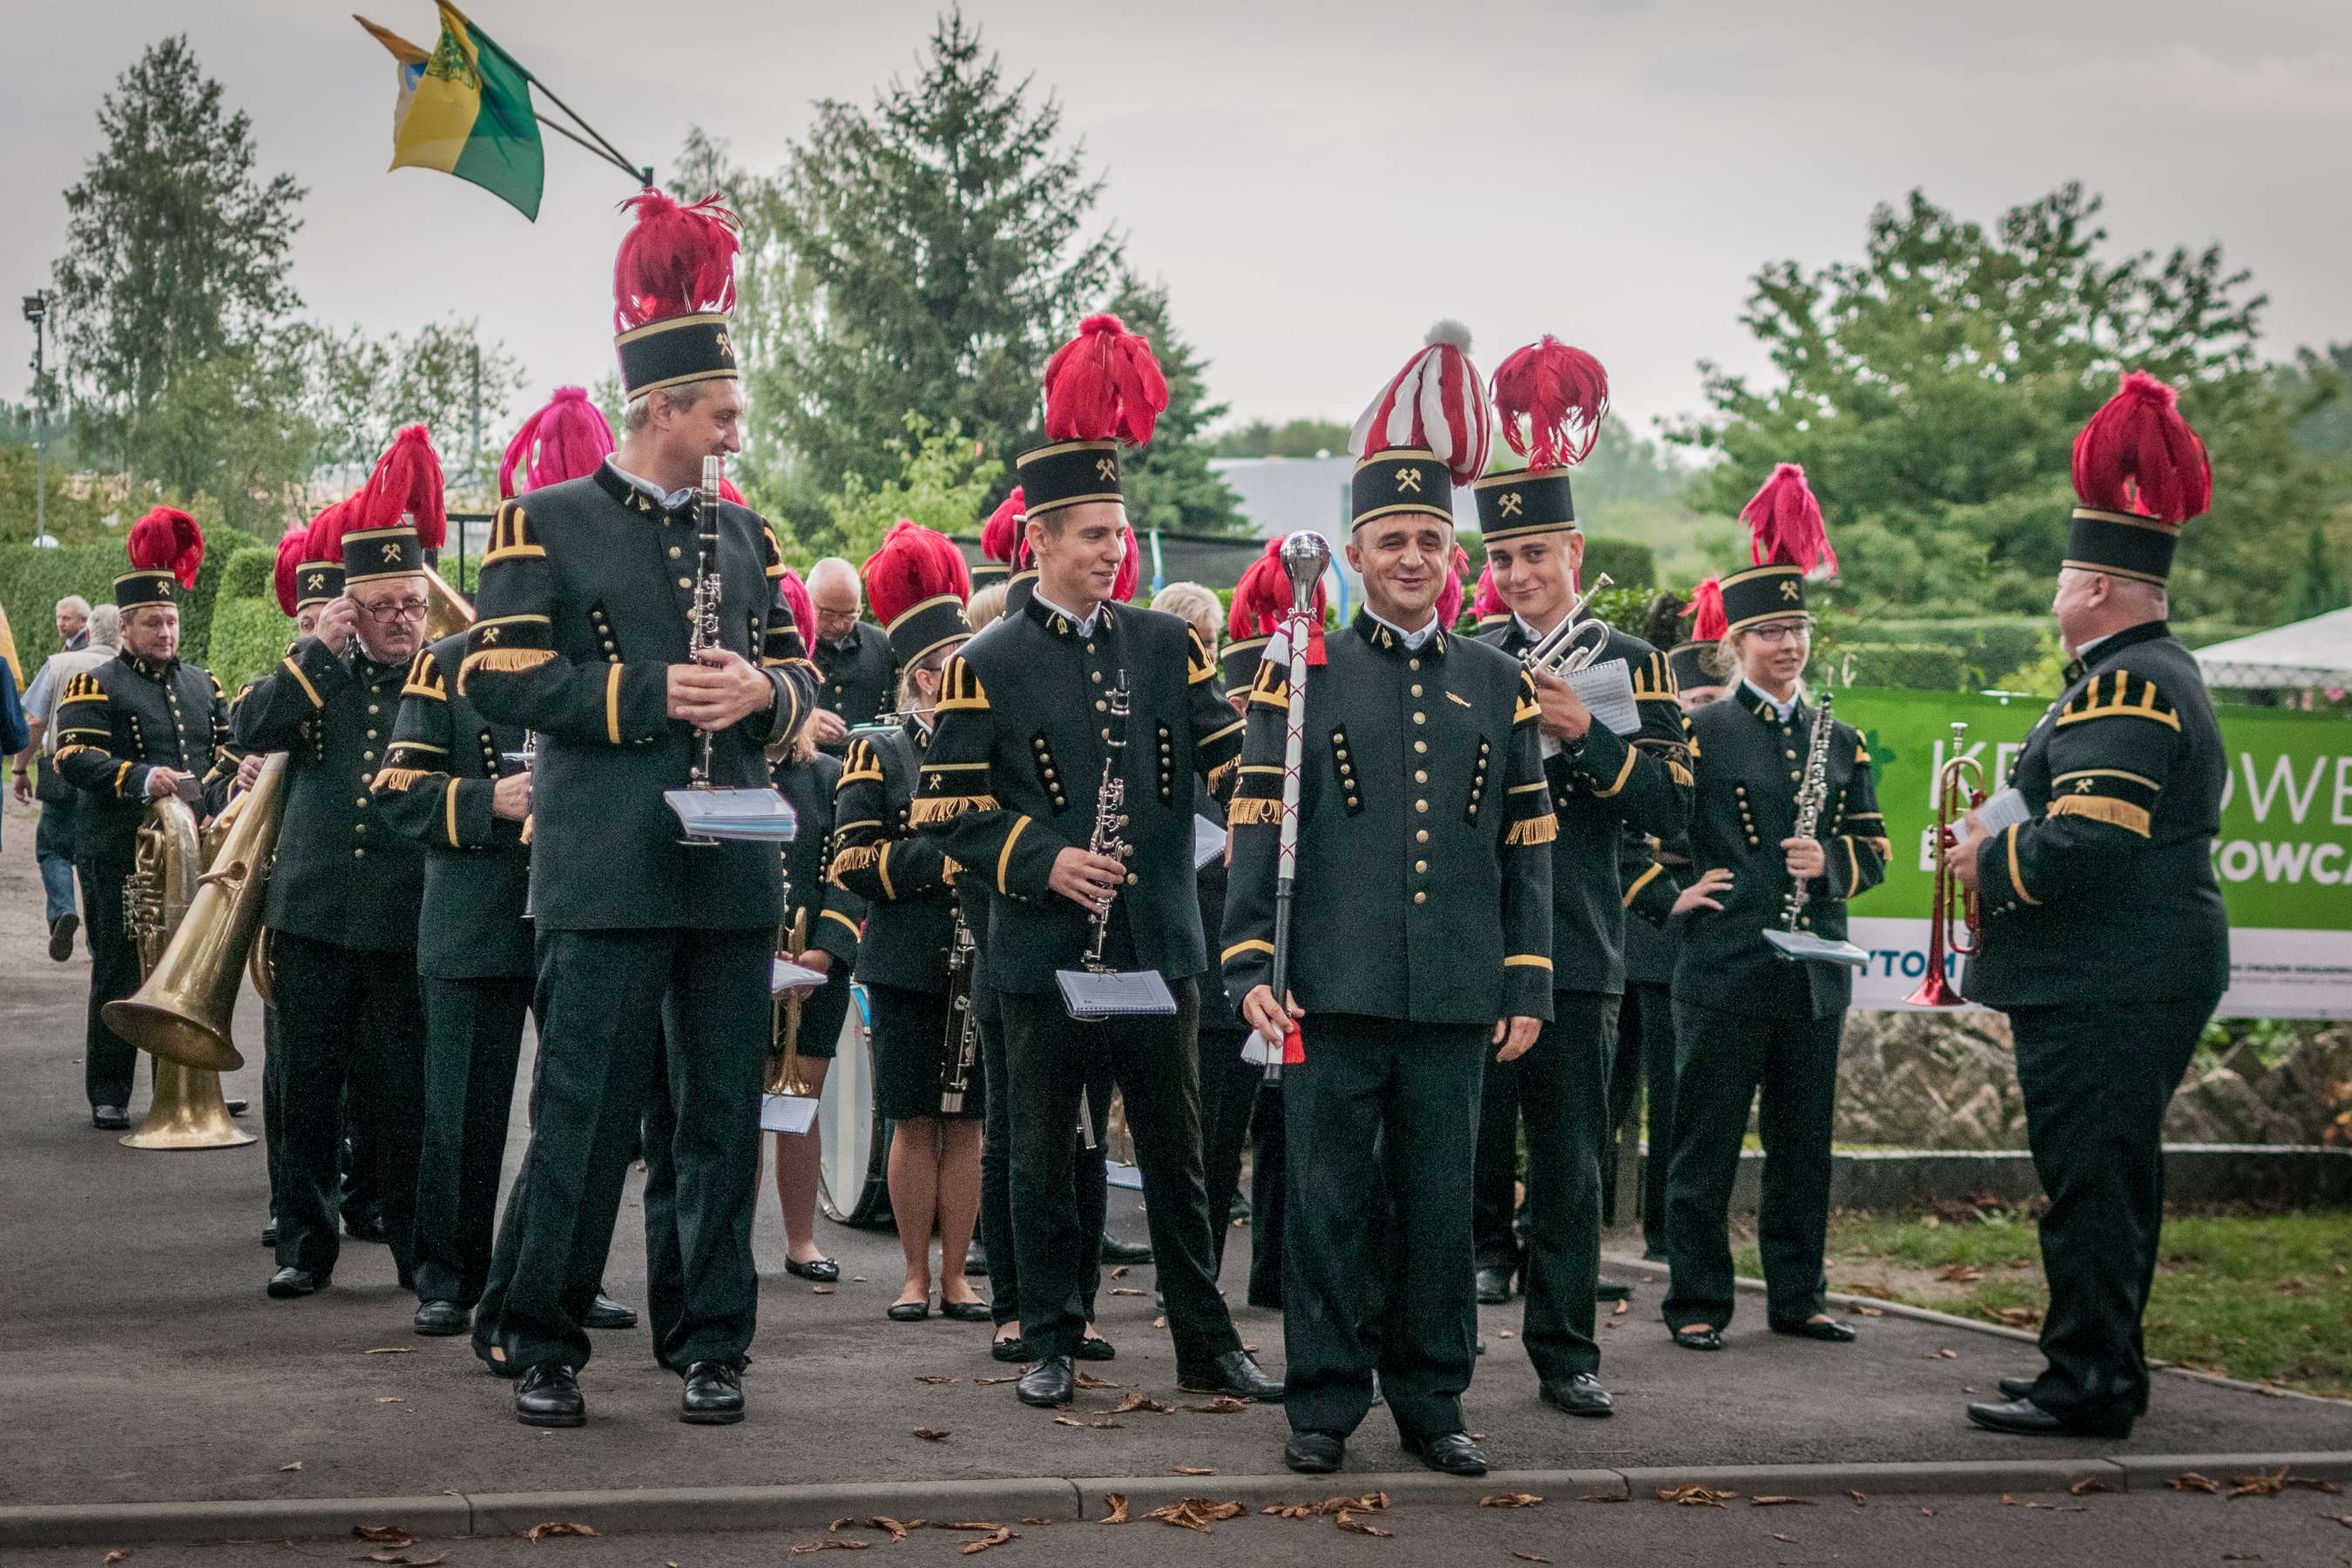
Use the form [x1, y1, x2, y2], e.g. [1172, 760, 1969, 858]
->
[1732, 1206, 2352, 1400]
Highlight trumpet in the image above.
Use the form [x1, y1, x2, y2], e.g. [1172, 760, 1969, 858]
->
[767, 902, 817, 1098]
[1520, 572, 1614, 676]
[1907, 720, 1985, 1008]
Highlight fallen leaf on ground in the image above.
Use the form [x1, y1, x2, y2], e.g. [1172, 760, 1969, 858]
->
[1333, 1510, 1391, 1537]
[788, 1542, 868, 1555]
[525, 1522, 598, 1541]
[1847, 1302, 1885, 1316]
[279, 1462, 303, 1472]
[1657, 1485, 1734, 1508]
[1772, 1534, 1791, 1544]
[911, 1428, 950, 1441]
[1152, 1315, 1168, 1329]
[1936, 1263, 1984, 1282]
[375, 1396, 405, 1404]
[1480, 1493, 1544, 1509]
[858, 1518, 911, 1542]
[974, 1375, 1020, 1386]
[1052, 1415, 1084, 1427]
[961, 1528, 1013, 1555]
[1185, 1396, 1253, 1414]
[1019, 1517, 1056, 1526]
[1932, 1348, 1959, 1360]
[1849, 1491, 1868, 1507]
[1114, 1391, 1173, 1414]
[1109, 1288, 1147, 1296]
[362, 1348, 417, 1355]
[2229, 1469, 2289, 1499]
[1750, 1496, 1815, 1507]
[1173, 1465, 1214, 1476]
[1511, 1553, 1551, 1563]
[2289, 1479, 2345, 1495]
[1578, 1494, 1625, 1504]
[2172, 1473, 2224, 1493]
[2071, 1477, 2111, 1496]
[1143, 1499, 1245, 1534]
[810, 1286, 835, 1295]
[1112, 1266, 1129, 1278]
[1990, 1306, 2042, 1327]
[2325, 1512, 2352, 1529]
[1613, 1300, 1628, 1316]
[103, 1554, 130, 1565]
[916, 1375, 956, 1385]
[930, 1523, 1006, 1532]
[1088, 1419, 1124, 1429]
[1100, 1495, 1130, 1524]
[1074, 1372, 1120, 1389]
[353, 1528, 415, 1547]
[1497, 1329, 1515, 1339]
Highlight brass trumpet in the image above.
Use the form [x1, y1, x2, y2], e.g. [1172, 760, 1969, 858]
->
[1907, 720, 1984, 1008]
[768, 902, 817, 1098]
[1520, 572, 1615, 676]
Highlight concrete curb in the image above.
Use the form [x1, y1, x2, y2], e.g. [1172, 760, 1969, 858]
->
[11, 1456, 2352, 1549]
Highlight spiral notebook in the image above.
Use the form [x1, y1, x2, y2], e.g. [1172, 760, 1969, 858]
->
[1056, 967, 1178, 1018]
[665, 787, 799, 841]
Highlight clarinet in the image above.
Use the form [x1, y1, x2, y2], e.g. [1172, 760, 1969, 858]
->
[938, 908, 978, 1113]
[1776, 691, 1838, 937]
[1067, 674, 1132, 1021]
[677, 454, 725, 843]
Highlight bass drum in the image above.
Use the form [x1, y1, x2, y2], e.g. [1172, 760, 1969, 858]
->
[819, 983, 894, 1227]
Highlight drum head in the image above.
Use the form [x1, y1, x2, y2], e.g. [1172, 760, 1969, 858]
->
[819, 988, 894, 1227]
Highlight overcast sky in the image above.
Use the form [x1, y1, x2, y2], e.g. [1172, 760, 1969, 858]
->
[9, 0, 2349, 451]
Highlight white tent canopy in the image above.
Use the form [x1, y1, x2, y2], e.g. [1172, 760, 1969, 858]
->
[2193, 606, 2352, 689]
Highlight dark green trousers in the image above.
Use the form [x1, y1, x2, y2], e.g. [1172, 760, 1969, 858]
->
[475, 926, 767, 1377]
[1618, 983, 1677, 1259]
[77, 856, 145, 1112]
[412, 975, 533, 1308]
[2009, 997, 2213, 1425]
[1283, 1013, 1484, 1442]
[1661, 997, 1842, 1333]
[1509, 990, 1616, 1384]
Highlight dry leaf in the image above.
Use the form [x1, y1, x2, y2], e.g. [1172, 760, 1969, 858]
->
[1113, 1391, 1173, 1414]
[1112, 1266, 1130, 1278]
[788, 1543, 869, 1555]
[1772, 1535, 1791, 1544]
[2172, 1473, 2224, 1493]
[280, 1462, 303, 1473]
[1511, 1554, 1551, 1564]
[1152, 1315, 1168, 1329]
[1145, 1499, 1246, 1534]
[916, 1375, 957, 1386]
[1932, 1348, 1959, 1360]
[961, 1529, 1013, 1555]
[1109, 1288, 1147, 1297]
[1750, 1496, 1815, 1507]
[1657, 1485, 1734, 1508]
[810, 1285, 834, 1295]
[2326, 1512, 2352, 1529]
[1612, 1299, 1629, 1316]
[525, 1522, 598, 1541]
[1184, 1396, 1252, 1414]
[1497, 1329, 1515, 1339]
[1101, 1494, 1130, 1524]
[975, 1375, 1020, 1385]
[403, 1557, 449, 1567]
[1480, 1492, 1544, 1509]
[931, 1523, 1006, 1532]
[362, 1347, 416, 1355]
[375, 1396, 405, 1404]
[1074, 1371, 1120, 1389]
[912, 1428, 950, 1441]
[860, 1518, 910, 1542]
[1936, 1263, 1984, 1282]
[2290, 1479, 2345, 1495]
[353, 1528, 416, 1547]
[2070, 1477, 2111, 1496]
[1088, 1418, 1124, 1429]
[1847, 1302, 1885, 1316]
[1052, 1415, 1084, 1428]
[1332, 1510, 1391, 1537]
[1173, 1465, 1214, 1476]
[1578, 1494, 1626, 1504]
[1850, 1491, 1868, 1507]
[103, 1555, 131, 1566]
[2229, 1468, 2289, 1499]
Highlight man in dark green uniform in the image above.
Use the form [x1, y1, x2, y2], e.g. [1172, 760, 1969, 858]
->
[915, 314, 1280, 1413]
[802, 557, 898, 753]
[1226, 321, 1555, 1478]
[1469, 341, 1693, 1419]
[463, 190, 818, 1429]
[1954, 373, 2229, 1440]
[51, 508, 233, 1130]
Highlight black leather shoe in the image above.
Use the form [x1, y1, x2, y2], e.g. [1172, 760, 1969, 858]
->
[1965, 1396, 2132, 1439]
[516, 1362, 585, 1428]
[1474, 1265, 1514, 1305]
[1998, 1375, 2038, 1401]
[964, 1240, 988, 1276]
[1770, 1316, 1858, 1343]
[1540, 1373, 1615, 1418]
[266, 1267, 325, 1299]
[785, 1257, 841, 1283]
[1402, 1430, 1489, 1477]
[1074, 1335, 1116, 1362]
[1671, 1327, 1724, 1352]
[584, 1292, 637, 1330]
[1284, 1430, 1346, 1474]
[887, 1301, 929, 1322]
[1098, 1232, 1153, 1265]
[940, 1298, 991, 1322]
[225, 1098, 249, 1116]
[49, 911, 79, 962]
[1179, 1348, 1284, 1402]
[680, 1360, 745, 1425]
[260, 1220, 278, 1248]
[91, 1105, 130, 1131]
[1594, 1278, 1633, 1302]
[413, 1299, 469, 1335]
[991, 1332, 1030, 1363]
[1016, 1354, 1076, 1408]
[342, 1209, 390, 1245]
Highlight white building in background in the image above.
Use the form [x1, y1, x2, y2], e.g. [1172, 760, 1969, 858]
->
[1209, 455, 1487, 618]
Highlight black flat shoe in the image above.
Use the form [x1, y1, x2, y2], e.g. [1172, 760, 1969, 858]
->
[413, 1299, 469, 1335]
[1074, 1335, 1116, 1362]
[887, 1301, 930, 1322]
[1474, 1265, 1514, 1305]
[260, 1220, 278, 1248]
[1179, 1348, 1283, 1402]
[1540, 1372, 1615, 1418]
[49, 912, 78, 962]
[1998, 1375, 2038, 1401]
[516, 1362, 585, 1428]
[225, 1098, 249, 1116]
[266, 1267, 325, 1299]
[991, 1333, 1030, 1363]
[1672, 1327, 1723, 1352]
[1594, 1278, 1633, 1302]
[1098, 1232, 1153, 1266]
[785, 1257, 841, 1283]
[1284, 1430, 1346, 1474]
[91, 1105, 129, 1131]
[1965, 1396, 2132, 1439]
[1770, 1317, 1857, 1343]
[1017, 1354, 1076, 1408]
[940, 1298, 991, 1322]
[1402, 1429, 1489, 1477]
[681, 1360, 745, 1425]
[584, 1292, 638, 1330]
[964, 1240, 988, 1276]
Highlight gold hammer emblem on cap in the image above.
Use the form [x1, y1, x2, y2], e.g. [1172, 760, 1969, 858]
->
[1096, 456, 1118, 482]
[713, 328, 733, 358]
[1780, 579, 1801, 600]
[305, 572, 324, 590]
[1396, 467, 1423, 493]
[382, 542, 403, 563]
[1497, 492, 1523, 517]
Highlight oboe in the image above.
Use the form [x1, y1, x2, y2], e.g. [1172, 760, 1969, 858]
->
[1777, 691, 1837, 936]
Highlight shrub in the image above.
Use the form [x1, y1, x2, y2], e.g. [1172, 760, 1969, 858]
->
[205, 594, 293, 693]
[1826, 641, 1968, 691]
[1582, 536, 1655, 594]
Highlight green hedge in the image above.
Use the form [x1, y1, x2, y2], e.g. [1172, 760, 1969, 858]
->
[1827, 641, 1969, 691]
[206, 594, 291, 693]
[1868, 618, 2050, 686]
[1583, 537, 1655, 595]
[217, 544, 277, 604]
[0, 524, 264, 678]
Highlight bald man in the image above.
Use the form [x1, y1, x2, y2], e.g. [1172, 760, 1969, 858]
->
[803, 557, 898, 753]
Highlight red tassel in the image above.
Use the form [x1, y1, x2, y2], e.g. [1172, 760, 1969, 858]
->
[1683, 576, 1727, 643]
[1280, 1021, 1305, 1065]
[126, 506, 205, 588]
[1042, 314, 1169, 446]
[862, 520, 971, 629]
[774, 564, 814, 652]
[1436, 544, 1471, 628]
[1474, 561, 1506, 621]
[2071, 370, 2212, 523]
[1740, 463, 1836, 578]
[719, 476, 747, 507]
[1112, 524, 1141, 603]
[361, 425, 447, 548]
[612, 189, 740, 334]
[982, 487, 1026, 567]
[306, 495, 355, 570]
[501, 387, 615, 500]
[1490, 336, 1610, 471]
[272, 527, 308, 616]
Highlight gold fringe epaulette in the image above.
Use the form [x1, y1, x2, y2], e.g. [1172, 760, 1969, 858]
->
[2056, 671, 2180, 731]
[457, 647, 555, 693]
[1506, 812, 1560, 847]
[909, 794, 997, 826]
[1226, 796, 1284, 828]
[828, 845, 882, 879]
[482, 503, 544, 565]
[369, 767, 434, 794]
[1206, 754, 1240, 796]
[2046, 794, 2151, 837]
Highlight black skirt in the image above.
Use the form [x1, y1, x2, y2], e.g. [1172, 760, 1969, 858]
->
[787, 968, 854, 1062]
[867, 981, 983, 1121]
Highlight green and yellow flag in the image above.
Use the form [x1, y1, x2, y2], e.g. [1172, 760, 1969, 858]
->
[355, 5, 544, 220]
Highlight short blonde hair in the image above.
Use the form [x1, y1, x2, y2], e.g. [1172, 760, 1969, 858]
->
[963, 583, 1008, 633]
[1152, 581, 1220, 647]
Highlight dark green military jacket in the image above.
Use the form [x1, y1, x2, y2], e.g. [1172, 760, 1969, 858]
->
[1222, 611, 1557, 1027]
[52, 652, 232, 864]
[1619, 828, 1690, 988]
[371, 632, 534, 980]
[1673, 683, 1887, 1017]
[1479, 620, 1693, 996]
[772, 748, 864, 969]
[832, 722, 955, 990]
[814, 621, 898, 748]
[1965, 619, 2228, 1006]
[235, 635, 426, 952]
[457, 465, 818, 932]
[915, 594, 1244, 993]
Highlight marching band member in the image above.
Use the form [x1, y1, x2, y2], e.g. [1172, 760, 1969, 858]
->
[829, 522, 990, 1324]
[765, 564, 866, 1287]
[51, 508, 231, 1132]
[1660, 465, 1885, 1353]
[1227, 322, 1554, 1477]
[235, 443, 441, 1301]
[1470, 339, 1693, 1419]
[1952, 374, 2228, 1440]
[803, 557, 899, 753]
[917, 314, 1280, 1411]
[464, 191, 816, 1429]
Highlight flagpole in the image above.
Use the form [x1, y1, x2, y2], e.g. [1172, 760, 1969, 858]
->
[534, 111, 636, 179]
[522, 74, 652, 187]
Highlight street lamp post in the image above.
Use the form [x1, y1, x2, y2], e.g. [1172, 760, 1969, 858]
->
[22, 291, 48, 544]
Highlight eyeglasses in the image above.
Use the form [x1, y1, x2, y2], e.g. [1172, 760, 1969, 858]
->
[358, 598, 429, 624]
[1747, 621, 1810, 645]
[812, 605, 860, 624]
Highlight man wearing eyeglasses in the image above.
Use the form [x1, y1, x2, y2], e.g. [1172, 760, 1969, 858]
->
[802, 557, 897, 753]
[234, 517, 434, 1301]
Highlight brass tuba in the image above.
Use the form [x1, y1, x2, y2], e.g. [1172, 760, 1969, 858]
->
[105, 754, 288, 1073]
[112, 793, 256, 1150]
[1907, 720, 1985, 1008]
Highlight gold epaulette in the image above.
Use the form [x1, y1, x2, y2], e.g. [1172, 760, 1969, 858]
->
[935, 657, 988, 713]
[1247, 659, 1288, 711]
[1631, 651, 1680, 703]
[2055, 670, 2180, 731]
[59, 672, 106, 704]
[402, 648, 447, 700]
[909, 794, 998, 826]
[1513, 670, 1541, 727]
[482, 501, 544, 566]
[762, 524, 787, 580]
[1506, 812, 1559, 847]
[369, 767, 435, 794]
[1186, 626, 1216, 686]
[837, 739, 883, 787]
